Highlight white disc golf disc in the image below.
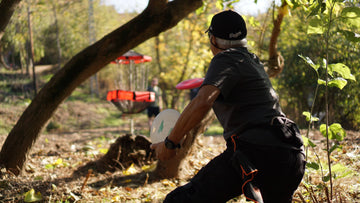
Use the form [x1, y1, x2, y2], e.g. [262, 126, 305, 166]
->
[150, 109, 180, 144]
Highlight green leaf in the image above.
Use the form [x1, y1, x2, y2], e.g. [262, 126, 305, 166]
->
[307, 16, 325, 34]
[318, 77, 348, 89]
[320, 123, 346, 141]
[307, 162, 320, 170]
[24, 189, 42, 202]
[302, 135, 317, 147]
[308, 139, 316, 148]
[215, 1, 223, 9]
[328, 63, 356, 81]
[338, 30, 360, 42]
[299, 55, 320, 72]
[285, 0, 294, 7]
[328, 78, 347, 89]
[45, 164, 55, 169]
[318, 79, 326, 85]
[302, 136, 309, 147]
[306, 2, 322, 18]
[330, 123, 346, 141]
[302, 111, 311, 121]
[341, 7, 360, 28]
[302, 111, 319, 122]
[320, 124, 326, 135]
[322, 174, 331, 182]
[329, 144, 340, 154]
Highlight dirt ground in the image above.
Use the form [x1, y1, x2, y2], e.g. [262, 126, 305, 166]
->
[0, 102, 359, 202]
[0, 126, 228, 202]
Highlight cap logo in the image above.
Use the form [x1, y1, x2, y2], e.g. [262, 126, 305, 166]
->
[229, 31, 242, 39]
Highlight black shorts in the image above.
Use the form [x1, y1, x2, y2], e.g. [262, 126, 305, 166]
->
[164, 132, 306, 203]
[147, 106, 160, 118]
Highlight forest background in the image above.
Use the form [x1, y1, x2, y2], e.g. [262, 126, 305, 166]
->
[0, 0, 359, 202]
[2, 0, 359, 130]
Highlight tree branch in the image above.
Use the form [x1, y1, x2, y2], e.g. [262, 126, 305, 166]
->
[0, 0, 203, 175]
[266, 2, 287, 78]
[0, 0, 22, 40]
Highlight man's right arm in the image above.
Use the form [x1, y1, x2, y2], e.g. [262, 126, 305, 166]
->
[151, 85, 220, 161]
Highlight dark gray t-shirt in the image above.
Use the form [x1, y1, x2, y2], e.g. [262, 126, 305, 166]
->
[203, 47, 284, 140]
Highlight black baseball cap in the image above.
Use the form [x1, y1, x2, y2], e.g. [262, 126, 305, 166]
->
[206, 10, 247, 40]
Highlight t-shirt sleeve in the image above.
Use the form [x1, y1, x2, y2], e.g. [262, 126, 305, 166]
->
[202, 53, 241, 99]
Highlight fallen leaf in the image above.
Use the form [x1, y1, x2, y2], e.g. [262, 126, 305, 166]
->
[161, 179, 176, 187]
[23, 189, 42, 202]
[141, 163, 157, 172]
[123, 163, 137, 175]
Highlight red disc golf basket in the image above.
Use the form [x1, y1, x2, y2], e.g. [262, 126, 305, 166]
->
[107, 50, 154, 134]
[106, 90, 155, 114]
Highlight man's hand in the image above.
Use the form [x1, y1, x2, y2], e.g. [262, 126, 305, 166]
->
[150, 142, 177, 161]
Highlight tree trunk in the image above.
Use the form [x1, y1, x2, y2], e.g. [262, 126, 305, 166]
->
[0, 0, 22, 70]
[52, 2, 62, 70]
[154, 110, 215, 179]
[266, 2, 287, 78]
[0, 0, 203, 176]
[0, 0, 21, 40]
[27, 2, 37, 97]
[0, 46, 12, 70]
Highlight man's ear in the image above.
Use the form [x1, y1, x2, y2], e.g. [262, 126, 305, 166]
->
[211, 36, 217, 46]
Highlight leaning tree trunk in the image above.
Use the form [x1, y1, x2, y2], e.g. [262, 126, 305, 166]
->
[0, 0, 203, 176]
[0, 0, 21, 40]
[0, 0, 22, 70]
[154, 110, 215, 179]
[266, 2, 287, 78]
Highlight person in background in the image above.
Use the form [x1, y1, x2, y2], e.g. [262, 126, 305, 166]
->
[189, 87, 200, 100]
[151, 10, 305, 202]
[147, 77, 163, 129]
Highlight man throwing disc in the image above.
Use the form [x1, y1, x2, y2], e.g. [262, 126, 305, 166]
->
[151, 10, 305, 203]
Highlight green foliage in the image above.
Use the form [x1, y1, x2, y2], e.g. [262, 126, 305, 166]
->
[319, 123, 346, 141]
[341, 7, 360, 28]
[302, 135, 316, 147]
[204, 121, 223, 135]
[133, 3, 216, 108]
[277, 1, 360, 129]
[306, 162, 320, 170]
[299, 55, 356, 91]
[2, 0, 123, 68]
[302, 111, 319, 122]
[296, 0, 359, 199]
[216, 0, 240, 10]
[23, 188, 42, 202]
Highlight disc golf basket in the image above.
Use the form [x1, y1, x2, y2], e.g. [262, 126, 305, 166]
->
[107, 50, 153, 134]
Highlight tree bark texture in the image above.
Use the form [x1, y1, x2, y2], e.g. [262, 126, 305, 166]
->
[266, 3, 287, 78]
[154, 110, 215, 179]
[0, 0, 203, 175]
[0, 0, 22, 40]
[0, 0, 22, 69]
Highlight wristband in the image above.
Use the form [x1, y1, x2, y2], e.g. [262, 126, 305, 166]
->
[164, 137, 181, 149]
